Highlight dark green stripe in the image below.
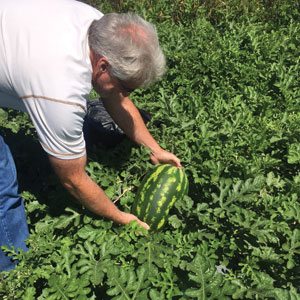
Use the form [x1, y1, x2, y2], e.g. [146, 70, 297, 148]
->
[153, 169, 188, 229]
[132, 165, 189, 230]
[138, 164, 171, 219]
[132, 164, 166, 215]
[146, 168, 182, 228]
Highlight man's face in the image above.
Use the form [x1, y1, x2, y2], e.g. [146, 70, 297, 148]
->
[91, 55, 136, 99]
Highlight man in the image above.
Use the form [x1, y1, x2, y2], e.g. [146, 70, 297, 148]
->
[0, 0, 181, 271]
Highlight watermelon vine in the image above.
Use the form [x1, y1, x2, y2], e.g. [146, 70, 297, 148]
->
[0, 0, 299, 299]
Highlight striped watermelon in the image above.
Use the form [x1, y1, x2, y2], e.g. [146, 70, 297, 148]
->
[131, 164, 189, 230]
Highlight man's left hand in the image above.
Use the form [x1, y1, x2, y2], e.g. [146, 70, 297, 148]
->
[150, 149, 182, 168]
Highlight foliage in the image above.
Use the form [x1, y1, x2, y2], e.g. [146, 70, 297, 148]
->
[0, 0, 300, 299]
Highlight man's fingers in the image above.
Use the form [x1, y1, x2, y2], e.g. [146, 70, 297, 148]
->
[170, 155, 182, 168]
[150, 154, 159, 165]
[137, 219, 150, 230]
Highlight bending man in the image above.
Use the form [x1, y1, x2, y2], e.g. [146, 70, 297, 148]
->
[0, 0, 181, 271]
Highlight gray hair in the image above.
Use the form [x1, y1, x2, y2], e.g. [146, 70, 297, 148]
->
[88, 13, 166, 88]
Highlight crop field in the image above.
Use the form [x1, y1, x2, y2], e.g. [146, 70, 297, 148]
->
[0, 0, 299, 299]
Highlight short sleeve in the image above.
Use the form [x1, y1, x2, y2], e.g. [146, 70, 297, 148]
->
[22, 96, 86, 159]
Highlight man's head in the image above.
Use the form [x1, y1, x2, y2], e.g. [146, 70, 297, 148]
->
[88, 13, 166, 97]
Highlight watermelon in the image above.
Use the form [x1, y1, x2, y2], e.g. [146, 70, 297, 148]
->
[131, 164, 189, 230]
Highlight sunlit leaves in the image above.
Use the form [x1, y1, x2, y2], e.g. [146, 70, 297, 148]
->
[0, 0, 300, 299]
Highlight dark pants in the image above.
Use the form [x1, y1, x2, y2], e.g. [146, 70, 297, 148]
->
[83, 99, 151, 148]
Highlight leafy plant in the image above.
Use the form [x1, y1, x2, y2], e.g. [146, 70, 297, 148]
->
[0, 0, 299, 299]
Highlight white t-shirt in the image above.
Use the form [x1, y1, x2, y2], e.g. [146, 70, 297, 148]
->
[0, 0, 103, 159]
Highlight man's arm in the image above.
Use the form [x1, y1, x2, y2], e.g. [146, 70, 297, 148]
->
[48, 154, 149, 229]
[102, 95, 181, 167]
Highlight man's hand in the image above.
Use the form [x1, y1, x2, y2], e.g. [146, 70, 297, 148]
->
[150, 148, 182, 167]
[118, 212, 150, 230]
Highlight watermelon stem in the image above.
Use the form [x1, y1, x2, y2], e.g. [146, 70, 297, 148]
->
[113, 187, 133, 203]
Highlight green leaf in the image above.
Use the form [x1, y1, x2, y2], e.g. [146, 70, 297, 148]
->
[288, 144, 300, 164]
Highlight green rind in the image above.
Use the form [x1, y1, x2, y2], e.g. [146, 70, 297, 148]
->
[132, 164, 169, 217]
[149, 168, 188, 229]
[139, 164, 170, 218]
[131, 164, 189, 230]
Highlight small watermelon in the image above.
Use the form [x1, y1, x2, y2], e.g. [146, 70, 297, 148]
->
[131, 164, 189, 230]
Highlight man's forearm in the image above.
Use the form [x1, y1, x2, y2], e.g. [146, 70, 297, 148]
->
[102, 95, 181, 167]
[102, 96, 162, 154]
[48, 154, 150, 229]
[48, 155, 128, 225]
[65, 173, 126, 223]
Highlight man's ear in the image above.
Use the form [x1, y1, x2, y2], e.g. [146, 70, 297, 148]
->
[96, 57, 109, 74]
